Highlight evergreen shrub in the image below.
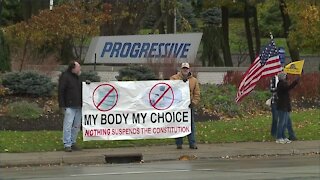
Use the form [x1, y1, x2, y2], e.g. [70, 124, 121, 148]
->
[116, 65, 157, 81]
[2, 71, 53, 97]
[80, 71, 101, 82]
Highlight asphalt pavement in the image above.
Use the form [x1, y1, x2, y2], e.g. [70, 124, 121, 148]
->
[0, 140, 319, 167]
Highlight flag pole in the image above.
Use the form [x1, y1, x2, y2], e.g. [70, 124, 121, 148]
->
[269, 32, 273, 40]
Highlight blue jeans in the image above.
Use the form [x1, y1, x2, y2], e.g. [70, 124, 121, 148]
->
[286, 114, 296, 139]
[175, 108, 196, 147]
[271, 103, 278, 137]
[63, 108, 82, 148]
[277, 110, 288, 139]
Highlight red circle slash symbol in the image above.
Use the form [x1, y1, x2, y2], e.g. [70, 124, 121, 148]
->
[149, 82, 174, 110]
[92, 84, 118, 111]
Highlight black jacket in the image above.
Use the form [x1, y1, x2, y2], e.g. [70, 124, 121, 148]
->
[58, 71, 82, 108]
[276, 78, 299, 112]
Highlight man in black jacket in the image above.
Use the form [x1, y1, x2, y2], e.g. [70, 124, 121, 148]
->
[275, 72, 299, 144]
[58, 61, 82, 152]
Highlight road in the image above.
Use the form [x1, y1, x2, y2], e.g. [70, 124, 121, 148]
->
[1, 155, 319, 180]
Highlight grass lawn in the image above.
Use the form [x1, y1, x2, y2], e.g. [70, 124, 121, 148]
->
[1, 109, 319, 153]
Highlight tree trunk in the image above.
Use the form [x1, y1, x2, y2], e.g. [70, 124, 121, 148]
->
[0, 29, 11, 72]
[221, 6, 233, 67]
[0, 0, 2, 26]
[20, 36, 30, 72]
[22, 0, 33, 20]
[252, 5, 261, 56]
[279, 0, 300, 61]
[244, 1, 255, 63]
[166, 1, 175, 34]
[154, 0, 165, 34]
[21, 0, 49, 21]
[60, 37, 74, 64]
[202, 26, 223, 67]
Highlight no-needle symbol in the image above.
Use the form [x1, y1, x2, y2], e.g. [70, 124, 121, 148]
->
[92, 84, 118, 111]
[149, 82, 174, 110]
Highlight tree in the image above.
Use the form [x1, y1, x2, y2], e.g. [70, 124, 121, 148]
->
[279, 0, 300, 61]
[258, 0, 283, 37]
[0, 0, 2, 26]
[176, 0, 198, 32]
[201, 8, 224, 66]
[100, 0, 153, 35]
[221, 5, 233, 66]
[4, 1, 111, 67]
[20, 0, 49, 20]
[252, 5, 261, 56]
[197, 0, 233, 66]
[244, 0, 255, 62]
[0, 0, 24, 27]
[286, 0, 320, 53]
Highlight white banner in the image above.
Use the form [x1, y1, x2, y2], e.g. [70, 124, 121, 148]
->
[84, 33, 202, 64]
[82, 80, 191, 141]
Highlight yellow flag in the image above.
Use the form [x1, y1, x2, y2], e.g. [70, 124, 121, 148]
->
[283, 60, 304, 75]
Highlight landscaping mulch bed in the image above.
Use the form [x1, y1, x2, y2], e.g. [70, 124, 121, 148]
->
[0, 113, 63, 131]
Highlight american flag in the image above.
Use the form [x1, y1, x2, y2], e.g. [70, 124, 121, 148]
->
[235, 40, 282, 102]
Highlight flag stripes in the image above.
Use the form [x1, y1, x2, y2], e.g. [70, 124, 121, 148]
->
[236, 55, 282, 103]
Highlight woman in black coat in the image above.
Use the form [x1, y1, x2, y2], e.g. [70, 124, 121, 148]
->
[275, 72, 299, 144]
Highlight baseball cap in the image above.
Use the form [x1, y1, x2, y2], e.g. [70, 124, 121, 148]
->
[181, 62, 190, 69]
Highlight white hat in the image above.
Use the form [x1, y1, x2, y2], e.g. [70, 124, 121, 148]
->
[181, 62, 190, 69]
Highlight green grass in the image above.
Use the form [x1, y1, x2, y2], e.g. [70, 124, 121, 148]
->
[197, 109, 320, 143]
[1, 109, 319, 153]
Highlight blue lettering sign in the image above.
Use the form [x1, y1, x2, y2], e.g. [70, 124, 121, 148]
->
[100, 42, 192, 59]
[130, 43, 141, 58]
[120, 43, 131, 58]
[110, 42, 122, 57]
[156, 43, 165, 58]
[180, 43, 190, 58]
[139, 43, 150, 58]
[148, 43, 158, 58]
[100, 42, 113, 57]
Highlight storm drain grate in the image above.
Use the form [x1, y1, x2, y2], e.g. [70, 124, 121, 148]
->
[104, 153, 143, 164]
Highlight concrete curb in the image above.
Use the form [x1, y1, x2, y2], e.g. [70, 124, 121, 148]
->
[1, 141, 319, 167]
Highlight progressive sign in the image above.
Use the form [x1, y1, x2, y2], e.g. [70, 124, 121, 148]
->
[84, 33, 202, 64]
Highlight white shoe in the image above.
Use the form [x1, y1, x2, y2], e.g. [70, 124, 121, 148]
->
[276, 139, 286, 144]
[284, 138, 292, 144]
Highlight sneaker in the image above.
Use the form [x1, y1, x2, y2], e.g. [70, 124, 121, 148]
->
[71, 144, 82, 151]
[276, 139, 286, 144]
[64, 147, 72, 152]
[289, 137, 297, 141]
[284, 138, 292, 144]
[177, 145, 182, 149]
[189, 145, 198, 149]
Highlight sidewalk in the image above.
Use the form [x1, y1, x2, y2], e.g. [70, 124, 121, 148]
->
[1, 140, 319, 167]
